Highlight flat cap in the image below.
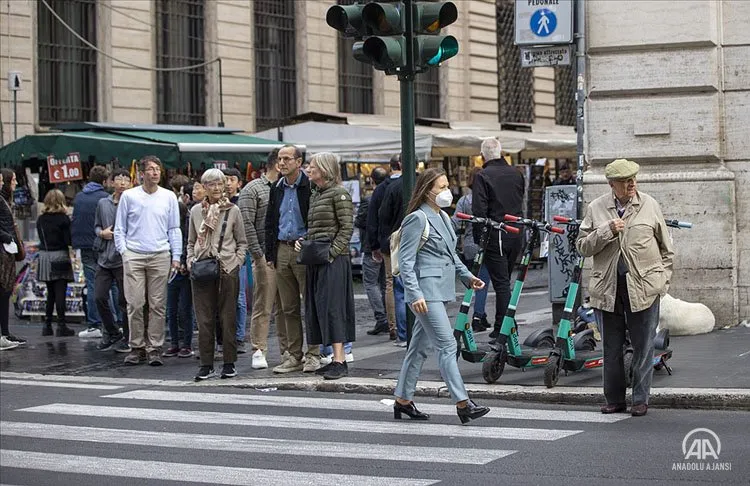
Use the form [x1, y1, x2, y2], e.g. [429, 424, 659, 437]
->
[605, 159, 639, 180]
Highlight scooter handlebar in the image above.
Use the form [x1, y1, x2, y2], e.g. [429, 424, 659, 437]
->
[553, 215, 572, 223]
[503, 224, 521, 234]
[455, 212, 472, 220]
[503, 214, 521, 222]
[549, 226, 565, 234]
[665, 219, 692, 229]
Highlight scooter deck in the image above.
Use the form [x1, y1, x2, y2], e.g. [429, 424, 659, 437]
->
[506, 345, 555, 369]
[561, 350, 604, 372]
[460, 344, 496, 363]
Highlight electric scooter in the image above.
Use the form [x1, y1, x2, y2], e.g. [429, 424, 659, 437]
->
[480, 215, 566, 384]
[452, 212, 519, 363]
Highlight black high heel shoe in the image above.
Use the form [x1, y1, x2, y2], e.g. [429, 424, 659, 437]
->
[457, 400, 490, 424]
[393, 401, 430, 420]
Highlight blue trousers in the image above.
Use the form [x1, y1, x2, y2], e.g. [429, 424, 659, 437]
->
[472, 264, 491, 318]
[394, 276, 407, 341]
[394, 300, 469, 403]
[236, 264, 247, 342]
[81, 249, 101, 327]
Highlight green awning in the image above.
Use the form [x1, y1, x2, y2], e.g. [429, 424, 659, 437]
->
[0, 129, 284, 169]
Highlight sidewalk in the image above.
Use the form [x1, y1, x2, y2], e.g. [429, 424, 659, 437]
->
[2, 266, 749, 410]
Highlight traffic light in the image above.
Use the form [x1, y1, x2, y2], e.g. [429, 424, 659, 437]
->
[414, 1, 459, 67]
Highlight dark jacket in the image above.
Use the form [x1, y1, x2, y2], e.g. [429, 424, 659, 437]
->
[365, 177, 392, 252]
[265, 171, 312, 264]
[307, 183, 354, 260]
[378, 175, 415, 254]
[94, 195, 122, 269]
[37, 212, 72, 251]
[354, 197, 370, 252]
[0, 198, 15, 245]
[71, 182, 109, 250]
[472, 158, 525, 248]
[178, 200, 189, 266]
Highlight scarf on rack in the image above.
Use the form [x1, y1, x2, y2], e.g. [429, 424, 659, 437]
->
[195, 196, 232, 260]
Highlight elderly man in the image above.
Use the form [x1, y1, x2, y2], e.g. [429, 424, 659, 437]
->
[576, 159, 674, 417]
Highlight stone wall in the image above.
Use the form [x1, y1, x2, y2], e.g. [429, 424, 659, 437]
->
[585, 0, 749, 326]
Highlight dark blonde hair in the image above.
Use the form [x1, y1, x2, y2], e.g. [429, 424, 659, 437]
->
[42, 189, 67, 214]
[405, 168, 446, 215]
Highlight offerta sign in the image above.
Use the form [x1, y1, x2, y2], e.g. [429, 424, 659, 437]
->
[48, 153, 83, 183]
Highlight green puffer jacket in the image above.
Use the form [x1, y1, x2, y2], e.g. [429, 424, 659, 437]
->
[307, 183, 353, 260]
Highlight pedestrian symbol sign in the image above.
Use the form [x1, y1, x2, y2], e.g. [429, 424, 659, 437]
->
[515, 0, 573, 46]
[531, 9, 556, 37]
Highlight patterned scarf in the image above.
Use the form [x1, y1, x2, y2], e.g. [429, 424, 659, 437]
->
[195, 196, 232, 260]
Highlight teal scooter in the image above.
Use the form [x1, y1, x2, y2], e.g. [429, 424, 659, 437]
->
[480, 215, 566, 384]
[452, 212, 519, 363]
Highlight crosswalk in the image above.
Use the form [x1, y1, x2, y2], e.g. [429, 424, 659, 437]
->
[0, 378, 630, 485]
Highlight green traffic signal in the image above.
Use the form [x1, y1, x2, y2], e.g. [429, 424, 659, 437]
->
[417, 35, 459, 66]
[326, 4, 366, 37]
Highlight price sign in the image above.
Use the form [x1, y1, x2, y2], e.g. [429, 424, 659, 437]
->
[48, 152, 83, 183]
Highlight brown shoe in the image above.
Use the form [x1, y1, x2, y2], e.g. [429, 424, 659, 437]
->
[631, 403, 648, 416]
[389, 330, 397, 341]
[600, 403, 627, 414]
[148, 349, 164, 366]
[124, 348, 146, 365]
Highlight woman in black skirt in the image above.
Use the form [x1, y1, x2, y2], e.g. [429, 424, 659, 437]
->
[0, 169, 25, 350]
[36, 189, 75, 337]
[299, 152, 355, 380]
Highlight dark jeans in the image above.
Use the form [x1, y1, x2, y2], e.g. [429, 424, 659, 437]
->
[95, 265, 128, 339]
[601, 274, 660, 406]
[483, 236, 522, 326]
[167, 273, 193, 349]
[45, 279, 68, 324]
[80, 249, 101, 327]
[1, 289, 11, 335]
[362, 252, 387, 328]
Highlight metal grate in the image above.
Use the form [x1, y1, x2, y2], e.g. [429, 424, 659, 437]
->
[555, 65, 576, 126]
[156, 0, 206, 126]
[496, 0, 534, 124]
[37, 0, 98, 126]
[255, 0, 297, 132]
[415, 67, 440, 119]
[338, 0, 373, 114]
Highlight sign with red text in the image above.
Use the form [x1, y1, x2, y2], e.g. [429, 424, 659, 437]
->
[47, 152, 83, 183]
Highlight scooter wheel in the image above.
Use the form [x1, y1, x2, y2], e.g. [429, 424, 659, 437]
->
[544, 359, 560, 388]
[482, 348, 506, 384]
[623, 350, 634, 388]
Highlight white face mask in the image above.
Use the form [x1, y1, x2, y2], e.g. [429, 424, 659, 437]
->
[433, 189, 453, 208]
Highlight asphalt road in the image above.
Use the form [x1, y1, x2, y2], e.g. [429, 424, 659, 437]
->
[1, 379, 747, 485]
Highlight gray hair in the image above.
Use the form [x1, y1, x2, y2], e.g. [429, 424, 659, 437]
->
[201, 168, 227, 186]
[310, 152, 341, 185]
[480, 138, 503, 161]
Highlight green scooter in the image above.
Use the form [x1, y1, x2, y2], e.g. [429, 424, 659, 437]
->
[480, 215, 566, 384]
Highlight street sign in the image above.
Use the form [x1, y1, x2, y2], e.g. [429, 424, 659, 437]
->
[515, 0, 573, 46]
[7, 71, 21, 91]
[521, 44, 572, 68]
[47, 153, 83, 184]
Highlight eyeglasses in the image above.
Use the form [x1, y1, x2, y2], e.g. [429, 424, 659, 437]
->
[277, 156, 298, 163]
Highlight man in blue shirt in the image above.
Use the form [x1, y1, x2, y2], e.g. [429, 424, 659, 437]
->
[264, 145, 320, 373]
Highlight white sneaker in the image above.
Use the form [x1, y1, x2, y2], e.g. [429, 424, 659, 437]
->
[0, 336, 19, 351]
[251, 349, 268, 369]
[345, 352, 354, 363]
[320, 354, 333, 366]
[78, 327, 102, 339]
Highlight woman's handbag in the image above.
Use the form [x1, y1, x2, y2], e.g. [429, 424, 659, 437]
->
[13, 224, 25, 262]
[296, 237, 332, 266]
[190, 212, 229, 282]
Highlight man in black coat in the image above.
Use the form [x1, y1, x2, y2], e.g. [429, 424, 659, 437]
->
[359, 167, 389, 336]
[472, 138, 525, 339]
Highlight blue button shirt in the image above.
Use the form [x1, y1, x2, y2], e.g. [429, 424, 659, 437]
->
[278, 173, 307, 241]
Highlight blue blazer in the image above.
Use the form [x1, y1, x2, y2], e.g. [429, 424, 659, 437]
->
[399, 203, 474, 304]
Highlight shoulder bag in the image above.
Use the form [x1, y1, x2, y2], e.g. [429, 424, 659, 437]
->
[190, 211, 229, 282]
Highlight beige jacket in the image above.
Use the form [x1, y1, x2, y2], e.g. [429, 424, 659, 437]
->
[187, 204, 248, 274]
[576, 191, 674, 313]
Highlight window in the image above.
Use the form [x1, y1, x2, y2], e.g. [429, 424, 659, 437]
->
[156, 0, 206, 126]
[415, 67, 441, 119]
[555, 65, 576, 126]
[496, 0, 534, 123]
[337, 0, 373, 114]
[255, 0, 297, 131]
[37, 0, 98, 126]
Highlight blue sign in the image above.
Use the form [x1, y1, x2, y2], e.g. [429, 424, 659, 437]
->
[530, 8, 557, 38]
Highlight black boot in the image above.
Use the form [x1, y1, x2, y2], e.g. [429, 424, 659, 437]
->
[56, 323, 75, 337]
[471, 315, 490, 332]
[457, 400, 490, 425]
[42, 322, 54, 336]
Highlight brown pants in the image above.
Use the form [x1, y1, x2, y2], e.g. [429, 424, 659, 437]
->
[250, 258, 287, 355]
[275, 243, 319, 362]
[193, 267, 239, 366]
[122, 250, 169, 352]
[383, 253, 396, 334]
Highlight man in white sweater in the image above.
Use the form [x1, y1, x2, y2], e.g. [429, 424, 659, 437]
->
[114, 156, 182, 366]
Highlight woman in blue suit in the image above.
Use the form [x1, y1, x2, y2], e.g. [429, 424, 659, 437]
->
[393, 168, 491, 425]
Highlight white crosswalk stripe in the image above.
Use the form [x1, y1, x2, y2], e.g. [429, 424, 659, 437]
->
[0, 382, 629, 485]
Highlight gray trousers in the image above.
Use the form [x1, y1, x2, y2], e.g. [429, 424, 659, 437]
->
[601, 275, 660, 406]
[362, 252, 387, 328]
[394, 300, 469, 403]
